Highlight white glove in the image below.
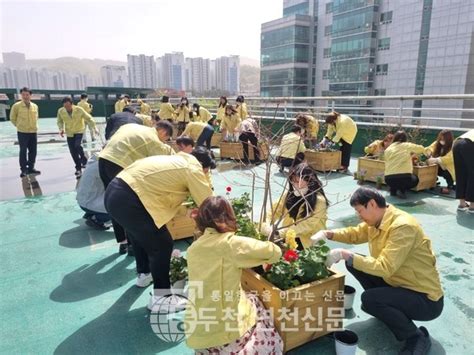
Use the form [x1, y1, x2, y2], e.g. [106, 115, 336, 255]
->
[259, 223, 273, 238]
[427, 157, 440, 166]
[311, 230, 328, 245]
[325, 248, 344, 267]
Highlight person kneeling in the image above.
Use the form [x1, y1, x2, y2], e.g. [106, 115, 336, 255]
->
[185, 196, 283, 354]
[311, 187, 443, 355]
[276, 125, 306, 173]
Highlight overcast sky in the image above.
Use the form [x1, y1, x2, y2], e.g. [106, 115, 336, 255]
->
[0, 0, 282, 62]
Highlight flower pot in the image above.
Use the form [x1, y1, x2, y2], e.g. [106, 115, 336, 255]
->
[334, 330, 358, 355]
[171, 279, 187, 295]
[343, 285, 356, 310]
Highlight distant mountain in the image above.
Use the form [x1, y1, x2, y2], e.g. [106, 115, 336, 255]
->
[240, 57, 260, 67]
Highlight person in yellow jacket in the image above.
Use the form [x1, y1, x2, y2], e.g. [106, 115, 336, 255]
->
[181, 118, 216, 149]
[115, 94, 130, 113]
[263, 163, 328, 249]
[235, 95, 248, 119]
[98, 120, 175, 254]
[191, 103, 212, 123]
[384, 130, 426, 199]
[104, 148, 215, 309]
[185, 196, 283, 352]
[453, 129, 474, 213]
[77, 93, 96, 142]
[321, 111, 358, 172]
[296, 113, 319, 147]
[424, 130, 455, 194]
[57, 97, 97, 177]
[10, 87, 40, 177]
[364, 133, 394, 158]
[216, 96, 227, 124]
[311, 187, 443, 355]
[176, 136, 214, 189]
[158, 95, 175, 122]
[174, 97, 191, 135]
[220, 104, 242, 140]
[277, 125, 306, 173]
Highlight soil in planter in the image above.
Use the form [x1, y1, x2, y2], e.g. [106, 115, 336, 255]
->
[334, 330, 358, 345]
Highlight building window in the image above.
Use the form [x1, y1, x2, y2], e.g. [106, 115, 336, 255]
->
[323, 69, 331, 80]
[380, 11, 393, 24]
[325, 25, 332, 36]
[374, 89, 386, 96]
[323, 48, 332, 58]
[376, 64, 388, 75]
[377, 38, 391, 50]
[326, 2, 333, 14]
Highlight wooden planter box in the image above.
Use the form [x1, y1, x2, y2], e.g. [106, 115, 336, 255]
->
[357, 157, 385, 184]
[305, 150, 341, 172]
[413, 165, 438, 191]
[166, 207, 196, 240]
[241, 268, 345, 353]
[220, 142, 269, 161]
[211, 132, 223, 147]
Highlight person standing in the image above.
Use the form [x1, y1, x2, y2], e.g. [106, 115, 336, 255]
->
[312, 187, 443, 355]
[235, 95, 248, 120]
[425, 130, 456, 194]
[138, 99, 151, 115]
[77, 93, 95, 142]
[174, 97, 191, 135]
[57, 97, 97, 177]
[158, 95, 175, 122]
[10, 87, 40, 178]
[192, 103, 212, 123]
[239, 116, 261, 164]
[216, 96, 227, 124]
[220, 104, 242, 141]
[453, 129, 474, 213]
[115, 94, 130, 113]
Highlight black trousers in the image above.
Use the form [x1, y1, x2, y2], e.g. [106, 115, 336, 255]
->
[438, 168, 454, 189]
[104, 178, 174, 289]
[196, 125, 214, 150]
[453, 138, 474, 201]
[67, 134, 87, 170]
[98, 158, 127, 243]
[347, 264, 444, 341]
[177, 121, 188, 136]
[17, 132, 37, 172]
[239, 132, 260, 162]
[340, 139, 352, 168]
[277, 153, 305, 171]
[385, 173, 419, 194]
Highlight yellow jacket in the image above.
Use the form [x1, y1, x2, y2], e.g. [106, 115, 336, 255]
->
[175, 105, 191, 122]
[332, 205, 443, 301]
[364, 140, 384, 155]
[115, 99, 128, 113]
[158, 102, 175, 120]
[221, 114, 242, 133]
[57, 106, 96, 137]
[10, 101, 39, 133]
[134, 114, 154, 127]
[326, 114, 358, 144]
[459, 129, 474, 141]
[185, 228, 282, 349]
[236, 103, 248, 120]
[194, 107, 212, 123]
[140, 102, 151, 115]
[384, 142, 425, 176]
[216, 106, 226, 122]
[77, 99, 92, 114]
[278, 132, 306, 159]
[270, 192, 327, 248]
[306, 115, 319, 138]
[118, 153, 213, 228]
[99, 124, 174, 168]
[425, 141, 455, 181]
[182, 122, 207, 142]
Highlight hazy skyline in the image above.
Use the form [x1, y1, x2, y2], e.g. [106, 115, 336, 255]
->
[0, 0, 282, 62]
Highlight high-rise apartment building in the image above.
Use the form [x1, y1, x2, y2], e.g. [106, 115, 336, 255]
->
[159, 52, 186, 91]
[185, 57, 211, 93]
[101, 65, 128, 87]
[127, 54, 156, 88]
[215, 55, 240, 94]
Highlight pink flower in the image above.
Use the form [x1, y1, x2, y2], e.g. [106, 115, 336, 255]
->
[171, 249, 181, 258]
[283, 250, 299, 262]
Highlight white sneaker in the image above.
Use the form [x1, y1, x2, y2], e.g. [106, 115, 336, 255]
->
[136, 273, 153, 288]
[147, 294, 187, 313]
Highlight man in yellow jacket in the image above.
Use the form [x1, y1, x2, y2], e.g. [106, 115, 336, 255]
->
[98, 120, 175, 255]
[77, 93, 96, 142]
[180, 118, 216, 149]
[115, 94, 130, 113]
[57, 97, 97, 177]
[10, 87, 40, 177]
[103, 147, 214, 309]
[312, 187, 443, 354]
[138, 99, 151, 115]
[277, 125, 306, 173]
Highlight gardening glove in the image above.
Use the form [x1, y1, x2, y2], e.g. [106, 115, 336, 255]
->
[310, 230, 328, 245]
[259, 223, 273, 238]
[320, 138, 329, 147]
[325, 248, 344, 267]
[427, 157, 440, 166]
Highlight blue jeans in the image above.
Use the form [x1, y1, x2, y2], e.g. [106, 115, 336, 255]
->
[80, 206, 110, 224]
[196, 125, 214, 149]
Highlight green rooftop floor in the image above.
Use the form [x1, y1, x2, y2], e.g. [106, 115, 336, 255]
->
[0, 119, 473, 354]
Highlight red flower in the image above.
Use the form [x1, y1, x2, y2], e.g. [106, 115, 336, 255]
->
[226, 186, 232, 192]
[263, 263, 272, 272]
[283, 250, 299, 262]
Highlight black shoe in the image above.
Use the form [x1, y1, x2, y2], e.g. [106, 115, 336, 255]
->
[20, 171, 27, 178]
[85, 217, 109, 231]
[27, 168, 41, 176]
[127, 244, 134, 257]
[119, 243, 128, 255]
[75, 170, 82, 177]
[399, 327, 431, 355]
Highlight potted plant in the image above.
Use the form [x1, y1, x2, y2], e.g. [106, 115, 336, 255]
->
[375, 174, 384, 189]
[169, 249, 188, 294]
[357, 169, 366, 185]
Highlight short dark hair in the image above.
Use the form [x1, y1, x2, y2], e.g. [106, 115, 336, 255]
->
[124, 94, 130, 99]
[191, 146, 216, 169]
[393, 130, 408, 143]
[62, 96, 73, 104]
[291, 125, 304, 134]
[176, 135, 195, 147]
[162, 95, 169, 103]
[20, 87, 32, 94]
[155, 120, 173, 137]
[236, 95, 244, 103]
[350, 187, 387, 208]
[122, 105, 136, 114]
[80, 93, 88, 99]
[325, 112, 339, 125]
